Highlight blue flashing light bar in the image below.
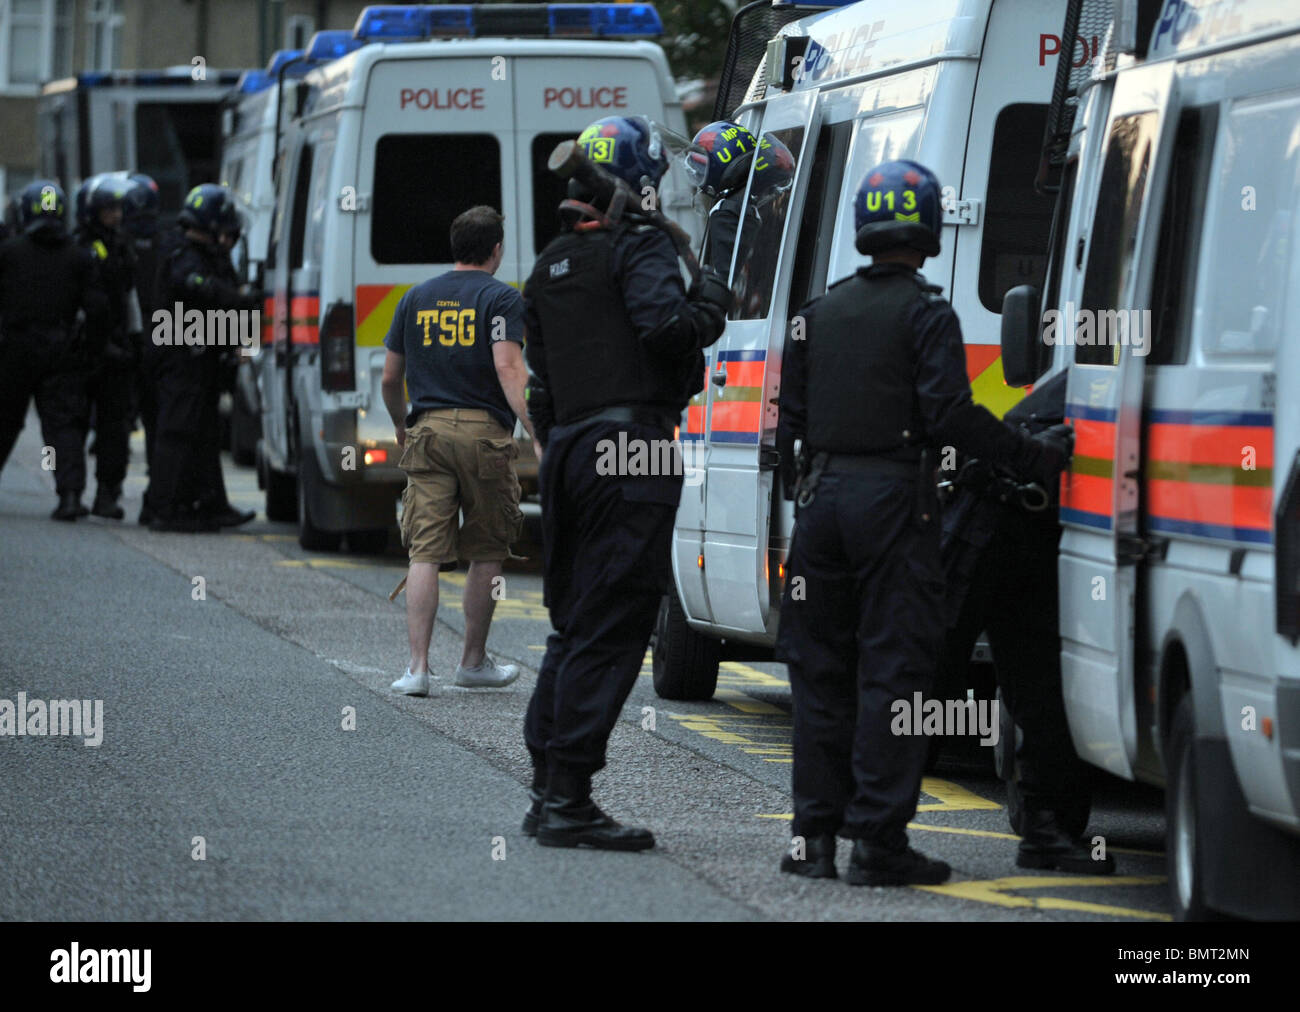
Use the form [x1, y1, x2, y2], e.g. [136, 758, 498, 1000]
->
[266, 48, 305, 75]
[306, 29, 365, 62]
[237, 69, 272, 93]
[353, 4, 660, 41]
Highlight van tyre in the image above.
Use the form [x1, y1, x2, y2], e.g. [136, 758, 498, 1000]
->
[1166, 693, 1222, 921]
[297, 451, 341, 552]
[652, 591, 720, 701]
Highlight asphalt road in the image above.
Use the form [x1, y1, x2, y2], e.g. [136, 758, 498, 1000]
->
[0, 412, 1173, 921]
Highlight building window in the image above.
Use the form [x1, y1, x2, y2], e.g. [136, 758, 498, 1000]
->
[87, 0, 124, 72]
[0, 0, 74, 90]
[285, 14, 315, 52]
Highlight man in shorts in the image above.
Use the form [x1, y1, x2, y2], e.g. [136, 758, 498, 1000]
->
[380, 205, 534, 695]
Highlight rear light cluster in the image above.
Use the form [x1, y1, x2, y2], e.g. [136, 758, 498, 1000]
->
[1277, 449, 1300, 644]
[320, 301, 355, 393]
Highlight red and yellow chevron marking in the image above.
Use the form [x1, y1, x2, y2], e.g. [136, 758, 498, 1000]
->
[966, 344, 1024, 418]
[356, 283, 414, 347]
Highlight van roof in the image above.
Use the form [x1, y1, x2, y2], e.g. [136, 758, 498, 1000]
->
[775, 0, 993, 94]
[1145, 0, 1300, 62]
[300, 37, 677, 118]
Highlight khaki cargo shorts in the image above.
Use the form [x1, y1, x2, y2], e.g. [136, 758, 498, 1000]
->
[398, 408, 524, 564]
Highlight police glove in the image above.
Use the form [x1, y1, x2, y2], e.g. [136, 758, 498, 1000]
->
[1024, 422, 1074, 487]
[688, 268, 733, 316]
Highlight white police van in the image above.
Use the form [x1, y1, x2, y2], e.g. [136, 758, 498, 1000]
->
[995, 0, 1300, 920]
[219, 35, 364, 465]
[657, 0, 1069, 697]
[258, 2, 698, 551]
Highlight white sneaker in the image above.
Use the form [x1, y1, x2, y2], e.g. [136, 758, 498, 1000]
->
[391, 668, 433, 696]
[454, 656, 519, 688]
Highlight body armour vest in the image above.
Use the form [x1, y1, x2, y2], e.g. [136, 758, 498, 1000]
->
[806, 267, 941, 459]
[526, 225, 681, 425]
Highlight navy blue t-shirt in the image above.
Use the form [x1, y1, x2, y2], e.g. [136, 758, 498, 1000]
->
[383, 269, 524, 431]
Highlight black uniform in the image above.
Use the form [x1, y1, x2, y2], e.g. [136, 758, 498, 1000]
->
[775, 263, 1053, 859]
[939, 370, 1093, 826]
[150, 230, 256, 528]
[136, 227, 172, 520]
[78, 221, 139, 507]
[0, 229, 106, 498]
[522, 218, 724, 815]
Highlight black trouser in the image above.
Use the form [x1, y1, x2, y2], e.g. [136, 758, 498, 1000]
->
[0, 332, 89, 495]
[86, 361, 134, 494]
[524, 418, 682, 778]
[940, 504, 1090, 812]
[139, 344, 160, 512]
[150, 346, 221, 519]
[775, 465, 941, 850]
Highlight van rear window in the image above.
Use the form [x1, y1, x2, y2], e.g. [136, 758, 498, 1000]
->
[371, 134, 502, 264]
[979, 103, 1053, 313]
[532, 133, 576, 257]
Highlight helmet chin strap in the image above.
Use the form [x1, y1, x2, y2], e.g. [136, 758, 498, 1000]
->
[559, 182, 628, 231]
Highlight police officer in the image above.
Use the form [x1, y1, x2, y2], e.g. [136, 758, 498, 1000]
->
[939, 367, 1113, 874]
[521, 115, 730, 850]
[0, 181, 108, 519]
[149, 184, 258, 532]
[774, 160, 1073, 885]
[120, 174, 165, 525]
[76, 174, 141, 520]
[684, 121, 794, 278]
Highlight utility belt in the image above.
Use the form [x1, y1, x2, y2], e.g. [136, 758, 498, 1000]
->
[568, 404, 679, 436]
[797, 449, 934, 522]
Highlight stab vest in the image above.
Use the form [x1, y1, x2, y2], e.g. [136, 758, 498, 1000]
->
[806, 267, 942, 459]
[526, 225, 680, 424]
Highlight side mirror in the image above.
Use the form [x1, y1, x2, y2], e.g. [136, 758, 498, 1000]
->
[1000, 284, 1043, 387]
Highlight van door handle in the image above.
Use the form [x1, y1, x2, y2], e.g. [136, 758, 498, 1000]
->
[711, 371, 727, 388]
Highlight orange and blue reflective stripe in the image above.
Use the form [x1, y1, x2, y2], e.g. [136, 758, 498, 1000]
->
[683, 362, 708, 443]
[710, 349, 764, 444]
[1144, 408, 1272, 544]
[1062, 403, 1273, 544]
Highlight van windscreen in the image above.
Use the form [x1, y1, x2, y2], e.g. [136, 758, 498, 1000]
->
[532, 132, 577, 257]
[372, 133, 502, 264]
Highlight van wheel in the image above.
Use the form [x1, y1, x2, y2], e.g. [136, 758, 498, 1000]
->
[264, 464, 297, 522]
[347, 529, 388, 554]
[297, 453, 341, 552]
[652, 591, 720, 701]
[1167, 693, 1216, 921]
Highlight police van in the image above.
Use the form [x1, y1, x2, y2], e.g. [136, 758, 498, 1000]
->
[656, 0, 1069, 696]
[257, 3, 698, 551]
[994, 0, 1300, 920]
[220, 35, 364, 464]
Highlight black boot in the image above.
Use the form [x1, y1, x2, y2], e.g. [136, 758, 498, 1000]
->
[1017, 808, 1115, 874]
[211, 504, 255, 527]
[536, 770, 654, 851]
[51, 491, 82, 522]
[780, 833, 837, 878]
[91, 485, 125, 520]
[522, 767, 546, 837]
[846, 839, 951, 886]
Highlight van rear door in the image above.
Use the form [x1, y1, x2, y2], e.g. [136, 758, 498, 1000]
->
[1059, 62, 1177, 779]
[352, 55, 521, 448]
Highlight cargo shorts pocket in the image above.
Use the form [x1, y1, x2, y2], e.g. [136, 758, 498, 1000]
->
[476, 436, 518, 480]
[499, 499, 524, 545]
[398, 430, 434, 473]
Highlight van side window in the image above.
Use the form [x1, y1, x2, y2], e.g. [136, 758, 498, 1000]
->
[1076, 112, 1158, 366]
[531, 132, 577, 258]
[1147, 107, 1215, 365]
[787, 121, 852, 312]
[979, 103, 1053, 312]
[372, 134, 502, 264]
[136, 101, 222, 212]
[303, 136, 335, 270]
[730, 125, 806, 320]
[288, 144, 313, 272]
[1197, 92, 1300, 358]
